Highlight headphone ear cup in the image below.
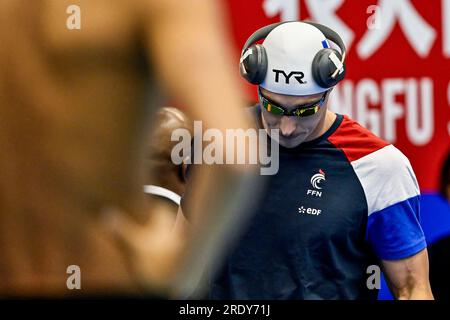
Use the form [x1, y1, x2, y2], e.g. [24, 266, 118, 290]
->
[312, 48, 346, 88]
[239, 44, 268, 85]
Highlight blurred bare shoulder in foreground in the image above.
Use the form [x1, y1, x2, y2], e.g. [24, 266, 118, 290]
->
[0, 0, 257, 297]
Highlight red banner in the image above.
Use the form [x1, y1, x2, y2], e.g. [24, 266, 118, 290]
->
[223, 0, 450, 191]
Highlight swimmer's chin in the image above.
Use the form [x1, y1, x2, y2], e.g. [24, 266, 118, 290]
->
[265, 129, 309, 148]
[277, 135, 308, 148]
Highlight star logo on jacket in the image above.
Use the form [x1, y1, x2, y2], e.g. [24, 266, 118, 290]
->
[298, 205, 322, 216]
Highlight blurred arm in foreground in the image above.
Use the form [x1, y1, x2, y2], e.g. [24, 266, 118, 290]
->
[0, 0, 259, 297]
[106, 0, 261, 298]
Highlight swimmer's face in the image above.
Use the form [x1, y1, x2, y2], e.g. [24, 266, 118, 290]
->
[259, 87, 329, 148]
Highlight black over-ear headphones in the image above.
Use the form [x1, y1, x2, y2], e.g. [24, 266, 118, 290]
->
[239, 21, 347, 88]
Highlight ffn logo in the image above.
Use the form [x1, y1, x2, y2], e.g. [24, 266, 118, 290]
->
[306, 169, 326, 198]
[272, 69, 306, 84]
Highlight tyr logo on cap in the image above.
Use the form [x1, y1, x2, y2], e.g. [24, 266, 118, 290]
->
[272, 69, 306, 85]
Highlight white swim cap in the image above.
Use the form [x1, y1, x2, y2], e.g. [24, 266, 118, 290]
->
[260, 21, 330, 96]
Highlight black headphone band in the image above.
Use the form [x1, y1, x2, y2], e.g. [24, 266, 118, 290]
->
[303, 21, 346, 56]
[241, 22, 285, 55]
[241, 21, 346, 59]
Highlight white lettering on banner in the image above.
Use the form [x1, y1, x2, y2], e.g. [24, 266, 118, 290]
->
[263, 0, 299, 21]
[356, 79, 381, 137]
[444, 0, 450, 57]
[262, 1, 447, 58]
[382, 79, 405, 142]
[405, 78, 434, 146]
[329, 78, 435, 146]
[357, 0, 436, 59]
[262, 0, 354, 49]
[305, 0, 355, 50]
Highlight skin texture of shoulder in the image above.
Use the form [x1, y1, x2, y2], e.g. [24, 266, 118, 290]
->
[0, 0, 258, 297]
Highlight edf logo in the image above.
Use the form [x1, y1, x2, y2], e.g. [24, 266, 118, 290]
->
[272, 69, 306, 84]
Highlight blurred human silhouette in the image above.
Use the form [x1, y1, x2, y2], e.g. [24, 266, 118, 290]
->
[0, 0, 258, 297]
[144, 107, 192, 217]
